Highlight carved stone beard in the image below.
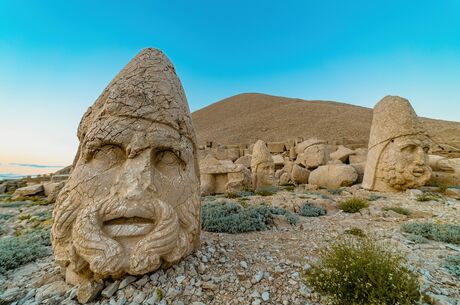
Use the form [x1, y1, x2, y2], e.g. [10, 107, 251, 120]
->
[377, 145, 431, 191]
[72, 195, 199, 277]
[53, 182, 200, 279]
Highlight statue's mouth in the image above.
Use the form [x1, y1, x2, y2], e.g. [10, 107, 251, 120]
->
[103, 217, 154, 237]
[412, 168, 425, 177]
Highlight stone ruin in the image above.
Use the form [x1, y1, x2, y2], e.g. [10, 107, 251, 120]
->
[51, 48, 201, 301]
[200, 155, 250, 196]
[196, 96, 460, 194]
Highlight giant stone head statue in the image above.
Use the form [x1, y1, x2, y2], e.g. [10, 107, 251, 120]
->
[362, 96, 431, 192]
[52, 48, 201, 284]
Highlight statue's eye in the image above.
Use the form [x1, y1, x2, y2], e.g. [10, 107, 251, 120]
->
[423, 146, 430, 153]
[401, 144, 416, 153]
[153, 149, 185, 175]
[91, 144, 126, 167]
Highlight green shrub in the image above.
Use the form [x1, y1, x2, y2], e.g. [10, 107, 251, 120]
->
[201, 202, 297, 233]
[304, 237, 421, 305]
[0, 201, 29, 208]
[368, 194, 383, 201]
[344, 227, 366, 237]
[0, 228, 51, 272]
[282, 185, 295, 192]
[339, 197, 368, 213]
[225, 192, 240, 199]
[401, 222, 460, 245]
[327, 188, 343, 195]
[33, 211, 52, 221]
[383, 206, 410, 216]
[298, 203, 326, 217]
[443, 255, 460, 279]
[406, 234, 428, 244]
[255, 187, 278, 196]
[0, 213, 14, 221]
[415, 193, 441, 202]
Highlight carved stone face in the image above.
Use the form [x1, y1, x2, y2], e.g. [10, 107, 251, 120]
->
[254, 161, 275, 191]
[376, 136, 431, 191]
[52, 117, 200, 280]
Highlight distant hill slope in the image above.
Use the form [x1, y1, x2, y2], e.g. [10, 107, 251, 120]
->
[191, 93, 460, 153]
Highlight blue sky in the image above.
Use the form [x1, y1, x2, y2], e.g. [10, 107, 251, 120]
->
[0, 0, 459, 166]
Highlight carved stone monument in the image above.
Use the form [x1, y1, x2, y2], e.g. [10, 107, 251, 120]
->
[52, 48, 201, 292]
[362, 96, 431, 192]
[251, 140, 275, 192]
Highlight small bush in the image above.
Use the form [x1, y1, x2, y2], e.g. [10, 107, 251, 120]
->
[443, 255, 460, 279]
[344, 227, 366, 237]
[299, 203, 326, 217]
[415, 193, 441, 202]
[406, 234, 428, 244]
[383, 206, 410, 216]
[339, 197, 368, 213]
[255, 187, 278, 196]
[368, 194, 383, 201]
[201, 202, 297, 233]
[282, 185, 295, 192]
[0, 213, 14, 221]
[327, 188, 343, 195]
[0, 228, 51, 272]
[225, 192, 240, 199]
[0, 201, 29, 208]
[304, 237, 421, 305]
[401, 222, 460, 245]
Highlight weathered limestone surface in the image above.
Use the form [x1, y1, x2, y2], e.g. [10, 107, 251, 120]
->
[43, 181, 65, 203]
[330, 145, 354, 162]
[52, 48, 201, 291]
[12, 184, 43, 198]
[267, 142, 285, 154]
[362, 96, 431, 192]
[200, 155, 250, 195]
[309, 164, 358, 188]
[290, 164, 310, 184]
[428, 155, 460, 186]
[295, 138, 330, 169]
[235, 155, 252, 168]
[251, 140, 275, 192]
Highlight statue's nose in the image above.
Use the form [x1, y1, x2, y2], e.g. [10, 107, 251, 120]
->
[414, 147, 426, 165]
[115, 151, 154, 200]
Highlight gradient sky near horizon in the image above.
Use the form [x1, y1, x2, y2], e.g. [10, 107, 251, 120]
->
[1, 0, 459, 167]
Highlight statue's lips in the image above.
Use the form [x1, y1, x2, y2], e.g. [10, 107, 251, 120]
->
[103, 217, 154, 237]
[412, 168, 425, 177]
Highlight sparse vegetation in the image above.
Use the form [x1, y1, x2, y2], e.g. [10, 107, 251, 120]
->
[339, 197, 368, 213]
[282, 185, 295, 192]
[304, 237, 421, 305]
[0, 228, 51, 272]
[406, 234, 429, 244]
[401, 222, 460, 245]
[415, 193, 441, 202]
[0, 213, 14, 221]
[201, 202, 297, 233]
[383, 206, 411, 216]
[255, 187, 278, 196]
[225, 192, 240, 199]
[298, 203, 326, 217]
[0, 201, 30, 208]
[443, 255, 460, 279]
[368, 194, 383, 201]
[344, 227, 366, 237]
[327, 188, 343, 195]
